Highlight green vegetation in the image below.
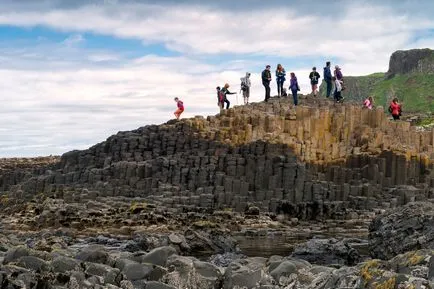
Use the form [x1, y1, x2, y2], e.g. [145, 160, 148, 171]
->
[320, 72, 434, 113]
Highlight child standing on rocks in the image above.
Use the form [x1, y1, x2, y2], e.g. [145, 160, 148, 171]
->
[333, 76, 344, 103]
[174, 97, 184, 120]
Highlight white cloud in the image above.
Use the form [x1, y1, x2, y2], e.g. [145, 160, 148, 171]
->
[62, 33, 84, 46]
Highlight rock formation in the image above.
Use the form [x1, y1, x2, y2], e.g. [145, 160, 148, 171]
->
[386, 48, 434, 77]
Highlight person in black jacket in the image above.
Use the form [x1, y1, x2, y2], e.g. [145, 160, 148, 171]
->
[309, 67, 321, 97]
[323, 61, 332, 98]
[220, 83, 236, 109]
[262, 65, 272, 102]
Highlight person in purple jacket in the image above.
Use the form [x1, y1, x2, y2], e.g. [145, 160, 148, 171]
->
[334, 65, 343, 81]
[289, 72, 300, 106]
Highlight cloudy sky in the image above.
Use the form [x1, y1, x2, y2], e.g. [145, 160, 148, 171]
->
[0, 0, 433, 157]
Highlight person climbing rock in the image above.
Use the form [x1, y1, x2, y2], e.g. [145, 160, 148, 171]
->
[333, 76, 344, 103]
[289, 72, 300, 106]
[323, 61, 332, 98]
[389, 97, 402, 120]
[220, 83, 236, 109]
[174, 97, 184, 120]
[363, 96, 374, 109]
[309, 67, 321, 97]
[262, 65, 272, 102]
[240, 72, 251, 105]
[276, 64, 286, 97]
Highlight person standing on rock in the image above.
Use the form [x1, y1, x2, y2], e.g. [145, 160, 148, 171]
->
[289, 72, 300, 106]
[220, 83, 236, 109]
[309, 67, 321, 97]
[174, 97, 184, 120]
[323, 61, 333, 98]
[240, 72, 251, 105]
[389, 97, 402, 120]
[334, 65, 343, 81]
[262, 65, 272, 102]
[333, 76, 344, 103]
[276, 64, 286, 97]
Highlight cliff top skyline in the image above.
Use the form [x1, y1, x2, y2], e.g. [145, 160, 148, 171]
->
[1, 0, 433, 157]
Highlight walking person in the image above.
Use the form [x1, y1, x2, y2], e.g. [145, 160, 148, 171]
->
[174, 97, 184, 120]
[309, 67, 321, 97]
[240, 72, 251, 105]
[220, 83, 236, 109]
[289, 72, 300, 106]
[363, 96, 374, 109]
[262, 65, 272, 102]
[323, 61, 333, 98]
[276, 64, 286, 97]
[333, 76, 344, 103]
[388, 98, 402, 120]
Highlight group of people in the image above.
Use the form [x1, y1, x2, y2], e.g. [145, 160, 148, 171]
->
[173, 61, 403, 121]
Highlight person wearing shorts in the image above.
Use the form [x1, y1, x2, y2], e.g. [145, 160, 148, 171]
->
[309, 67, 321, 97]
[174, 97, 184, 119]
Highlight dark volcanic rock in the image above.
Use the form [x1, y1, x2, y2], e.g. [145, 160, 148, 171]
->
[387, 48, 434, 77]
[369, 201, 434, 260]
[291, 238, 363, 266]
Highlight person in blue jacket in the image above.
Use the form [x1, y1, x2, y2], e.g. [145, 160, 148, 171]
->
[276, 64, 286, 97]
[323, 61, 332, 98]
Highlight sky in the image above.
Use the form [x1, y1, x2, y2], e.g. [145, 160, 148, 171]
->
[0, 0, 433, 157]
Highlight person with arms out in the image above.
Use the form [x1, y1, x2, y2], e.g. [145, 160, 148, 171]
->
[174, 97, 184, 120]
[276, 64, 286, 97]
[323, 61, 333, 98]
[389, 98, 402, 120]
[309, 67, 321, 97]
[262, 65, 272, 102]
[363, 96, 374, 109]
[289, 72, 300, 106]
[240, 72, 251, 105]
[220, 83, 236, 109]
[333, 76, 344, 103]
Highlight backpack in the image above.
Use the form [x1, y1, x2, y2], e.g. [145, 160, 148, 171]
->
[240, 78, 247, 91]
[388, 106, 393, 113]
[218, 90, 225, 102]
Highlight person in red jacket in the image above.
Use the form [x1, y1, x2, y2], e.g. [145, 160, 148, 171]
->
[389, 97, 402, 120]
[174, 97, 184, 120]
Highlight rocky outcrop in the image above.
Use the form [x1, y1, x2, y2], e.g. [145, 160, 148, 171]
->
[369, 201, 434, 260]
[387, 48, 434, 77]
[0, 99, 433, 221]
[0, 234, 432, 289]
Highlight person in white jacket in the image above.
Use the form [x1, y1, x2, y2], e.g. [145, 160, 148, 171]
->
[333, 76, 344, 103]
[240, 72, 251, 105]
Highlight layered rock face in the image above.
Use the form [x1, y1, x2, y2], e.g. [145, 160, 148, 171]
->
[387, 48, 434, 77]
[1, 98, 433, 220]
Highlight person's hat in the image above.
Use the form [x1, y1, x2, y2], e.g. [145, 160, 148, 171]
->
[335, 65, 340, 69]
[266, 65, 271, 68]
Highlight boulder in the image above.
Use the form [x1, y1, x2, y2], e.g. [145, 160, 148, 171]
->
[17, 256, 50, 271]
[223, 257, 267, 289]
[76, 245, 110, 265]
[84, 262, 121, 286]
[122, 261, 153, 281]
[140, 246, 176, 267]
[3, 246, 29, 264]
[292, 238, 363, 266]
[369, 202, 434, 260]
[51, 256, 81, 273]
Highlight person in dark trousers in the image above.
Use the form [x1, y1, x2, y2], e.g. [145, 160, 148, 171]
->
[389, 98, 402, 120]
[220, 83, 236, 109]
[309, 67, 321, 97]
[262, 65, 272, 102]
[275, 64, 286, 97]
[289, 72, 300, 106]
[323, 61, 332, 98]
